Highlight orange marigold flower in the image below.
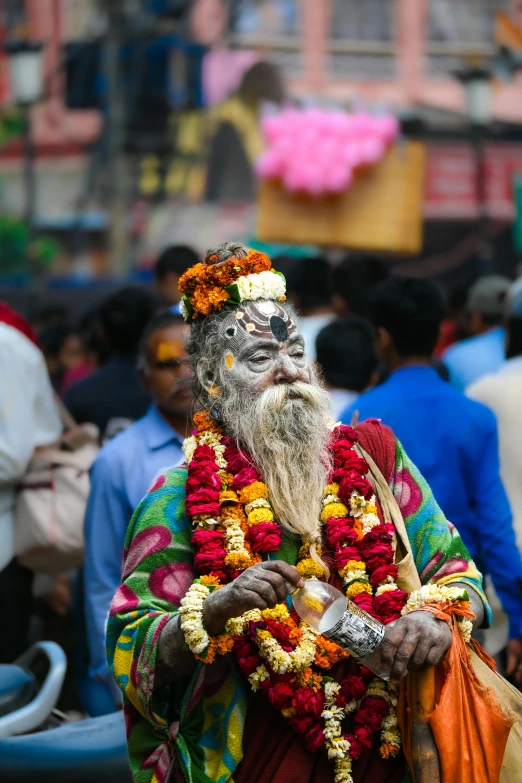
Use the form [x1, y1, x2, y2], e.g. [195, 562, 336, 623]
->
[178, 249, 273, 320]
[288, 627, 303, 646]
[214, 634, 235, 656]
[238, 481, 269, 504]
[178, 263, 206, 293]
[314, 636, 349, 668]
[353, 518, 363, 539]
[193, 410, 221, 433]
[220, 490, 238, 505]
[299, 668, 323, 692]
[224, 551, 252, 570]
[222, 506, 246, 522]
[314, 651, 331, 669]
[380, 743, 400, 759]
[195, 633, 234, 664]
[200, 575, 221, 587]
[219, 471, 235, 487]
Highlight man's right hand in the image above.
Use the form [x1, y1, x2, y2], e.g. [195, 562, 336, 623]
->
[202, 560, 304, 635]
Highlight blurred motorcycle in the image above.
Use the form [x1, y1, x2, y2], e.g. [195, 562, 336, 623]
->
[0, 642, 131, 782]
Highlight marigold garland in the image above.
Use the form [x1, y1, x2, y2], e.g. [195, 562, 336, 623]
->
[178, 249, 285, 321]
[180, 416, 471, 783]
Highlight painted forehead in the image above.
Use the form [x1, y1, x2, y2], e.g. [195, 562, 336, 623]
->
[220, 301, 297, 355]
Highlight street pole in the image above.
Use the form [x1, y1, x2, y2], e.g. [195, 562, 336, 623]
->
[105, 0, 129, 277]
[472, 123, 492, 271]
[22, 106, 42, 304]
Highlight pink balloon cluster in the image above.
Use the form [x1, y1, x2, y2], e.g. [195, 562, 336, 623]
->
[256, 109, 399, 197]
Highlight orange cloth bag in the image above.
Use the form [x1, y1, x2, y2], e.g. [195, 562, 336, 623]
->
[400, 603, 517, 783]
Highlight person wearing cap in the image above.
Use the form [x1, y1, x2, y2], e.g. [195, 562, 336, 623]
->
[443, 275, 511, 390]
[468, 278, 522, 682]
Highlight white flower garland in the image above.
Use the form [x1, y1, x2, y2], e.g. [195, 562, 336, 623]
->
[179, 582, 210, 655]
[366, 679, 401, 756]
[322, 681, 353, 783]
[255, 622, 319, 674]
[401, 583, 472, 643]
[235, 270, 286, 303]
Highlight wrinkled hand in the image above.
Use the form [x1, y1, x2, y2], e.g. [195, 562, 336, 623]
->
[203, 560, 304, 635]
[506, 637, 522, 684]
[373, 612, 452, 684]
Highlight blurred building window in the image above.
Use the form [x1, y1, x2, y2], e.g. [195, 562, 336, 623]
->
[426, 0, 510, 77]
[326, 0, 396, 81]
[1, 0, 28, 35]
[63, 0, 107, 41]
[228, 0, 302, 77]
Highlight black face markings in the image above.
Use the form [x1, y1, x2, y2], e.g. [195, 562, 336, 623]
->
[270, 315, 288, 342]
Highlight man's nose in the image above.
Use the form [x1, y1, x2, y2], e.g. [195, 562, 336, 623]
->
[273, 353, 299, 384]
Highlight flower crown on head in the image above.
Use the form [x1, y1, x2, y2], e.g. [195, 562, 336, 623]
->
[178, 242, 286, 322]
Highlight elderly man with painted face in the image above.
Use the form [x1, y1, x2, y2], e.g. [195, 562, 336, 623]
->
[106, 245, 492, 783]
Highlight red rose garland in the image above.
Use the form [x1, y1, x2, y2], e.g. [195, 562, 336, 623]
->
[182, 417, 406, 781]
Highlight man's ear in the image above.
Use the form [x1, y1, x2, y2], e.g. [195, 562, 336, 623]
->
[376, 326, 392, 353]
[197, 357, 218, 397]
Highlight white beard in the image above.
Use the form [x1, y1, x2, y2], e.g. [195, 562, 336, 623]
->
[219, 380, 333, 571]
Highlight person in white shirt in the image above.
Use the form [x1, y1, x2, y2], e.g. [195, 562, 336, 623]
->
[0, 322, 62, 662]
[315, 316, 378, 421]
[467, 278, 522, 680]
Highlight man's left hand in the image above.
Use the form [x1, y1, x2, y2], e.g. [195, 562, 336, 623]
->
[377, 612, 452, 684]
[506, 637, 522, 684]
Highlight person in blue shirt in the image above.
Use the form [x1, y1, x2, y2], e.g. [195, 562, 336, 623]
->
[443, 275, 510, 390]
[82, 309, 192, 712]
[341, 275, 522, 682]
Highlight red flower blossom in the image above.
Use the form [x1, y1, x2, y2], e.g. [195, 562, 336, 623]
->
[374, 589, 408, 623]
[325, 519, 359, 550]
[224, 444, 253, 475]
[361, 543, 394, 571]
[370, 563, 398, 587]
[338, 675, 368, 703]
[191, 529, 223, 548]
[186, 466, 221, 493]
[231, 467, 260, 490]
[262, 619, 293, 651]
[293, 687, 325, 718]
[185, 487, 221, 517]
[194, 545, 227, 572]
[233, 636, 261, 676]
[361, 523, 394, 546]
[356, 696, 389, 731]
[306, 723, 325, 752]
[268, 682, 294, 710]
[354, 724, 373, 751]
[192, 444, 217, 462]
[334, 545, 366, 570]
[289, 714, 320, 740]
[352, 592, 375, 615]
[247, 521, 282, 553]
[337, 471, 373, 504]
[335, 424, 358, 442]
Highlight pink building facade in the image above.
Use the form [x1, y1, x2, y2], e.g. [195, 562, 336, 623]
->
[2, 0, 522, 154]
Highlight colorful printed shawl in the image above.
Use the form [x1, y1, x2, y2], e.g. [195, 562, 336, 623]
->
[106, 422, 491, 783]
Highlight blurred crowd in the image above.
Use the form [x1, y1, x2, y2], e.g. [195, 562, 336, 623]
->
[2, 246, 522, 716]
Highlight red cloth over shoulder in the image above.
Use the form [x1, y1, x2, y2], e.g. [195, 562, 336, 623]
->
[0, 302, 39, 347]
[355, 419, 397, 486]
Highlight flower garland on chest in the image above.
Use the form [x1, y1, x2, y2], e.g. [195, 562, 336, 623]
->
[180, 411, 409, 783]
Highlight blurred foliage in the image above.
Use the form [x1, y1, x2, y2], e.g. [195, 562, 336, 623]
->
[0, 215, 59, 275]
[0, 109, 24, 148]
